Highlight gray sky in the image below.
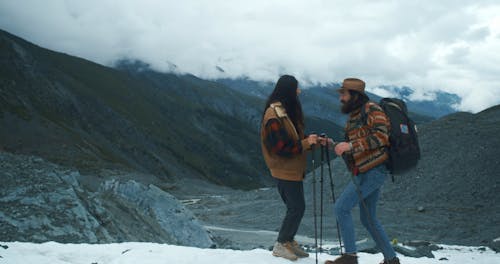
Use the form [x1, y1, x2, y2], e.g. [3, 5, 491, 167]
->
[1, 0, 499, 112]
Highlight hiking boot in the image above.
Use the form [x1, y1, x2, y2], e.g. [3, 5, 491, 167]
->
[272, 241, 298, 261]
[324, 254, 358, 264]
[379, 257, 400, 264]
[290, 240, 309, 258]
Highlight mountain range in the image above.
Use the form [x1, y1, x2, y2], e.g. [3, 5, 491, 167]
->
[215, 77, 458, 122]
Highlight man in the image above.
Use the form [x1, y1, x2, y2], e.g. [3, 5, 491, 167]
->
[323, 78, 400, 264]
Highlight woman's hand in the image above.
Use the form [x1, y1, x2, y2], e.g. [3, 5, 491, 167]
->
[307, 134, 318, 145]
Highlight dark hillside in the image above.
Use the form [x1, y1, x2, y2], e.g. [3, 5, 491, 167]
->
[0, 29, 267, 189]
[379, 104, 500, 245]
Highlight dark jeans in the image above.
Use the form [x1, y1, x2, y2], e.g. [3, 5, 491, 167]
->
[276, 178, 305, 243]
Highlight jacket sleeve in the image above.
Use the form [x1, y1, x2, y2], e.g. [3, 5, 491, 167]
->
[350, 104, 390, 153]
[263, 118, 304, 157]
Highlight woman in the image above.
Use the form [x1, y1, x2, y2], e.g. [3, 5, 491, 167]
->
[260, 75, 318, 261]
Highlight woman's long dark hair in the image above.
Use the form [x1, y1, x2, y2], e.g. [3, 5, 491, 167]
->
[262, 75, 304, 132]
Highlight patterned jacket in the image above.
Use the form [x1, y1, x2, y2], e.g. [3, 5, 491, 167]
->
[344, 101, 390, 175]
[261, 102, 311, 181]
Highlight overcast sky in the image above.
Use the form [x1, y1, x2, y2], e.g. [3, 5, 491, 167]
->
[1, 0, 499, 112]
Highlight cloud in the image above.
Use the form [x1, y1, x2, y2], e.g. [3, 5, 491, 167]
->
[1, 0, 499, 112]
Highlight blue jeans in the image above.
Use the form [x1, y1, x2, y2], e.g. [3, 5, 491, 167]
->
[334, 165, 396, 260]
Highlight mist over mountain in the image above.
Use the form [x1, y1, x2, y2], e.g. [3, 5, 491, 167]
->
[371, 85, 461, 118]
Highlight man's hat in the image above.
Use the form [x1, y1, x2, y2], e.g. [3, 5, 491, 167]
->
[337, 78, 365, 94]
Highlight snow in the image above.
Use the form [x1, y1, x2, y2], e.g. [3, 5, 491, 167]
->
[0, 242, 498, 264]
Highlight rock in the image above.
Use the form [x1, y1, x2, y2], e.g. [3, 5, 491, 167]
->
[488, 239, 500, 253]
[404, 240, 431, 247]
[101, 179, 214, 248]
[394, 244, 435, 258]
[0, 152, 213, 247]
[0, 152, 103, 243]
[357, 239, 379, 254]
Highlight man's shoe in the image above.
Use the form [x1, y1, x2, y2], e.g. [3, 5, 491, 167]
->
[290, 240, 309, 258]
[324, 254, 358, 264]
[380, 257, 400, 264]
[272, 241, 298, 261]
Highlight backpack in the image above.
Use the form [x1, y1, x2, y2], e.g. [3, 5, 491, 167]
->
[361, 98, 421, 178]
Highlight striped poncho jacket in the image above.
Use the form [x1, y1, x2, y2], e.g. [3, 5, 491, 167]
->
[343, 101, 390, 175]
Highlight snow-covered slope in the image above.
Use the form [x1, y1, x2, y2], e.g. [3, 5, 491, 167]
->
[0, 242, 498, 264]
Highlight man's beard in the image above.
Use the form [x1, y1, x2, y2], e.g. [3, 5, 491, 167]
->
[341, 96, 365, 114]
[341, 97, 357, 114]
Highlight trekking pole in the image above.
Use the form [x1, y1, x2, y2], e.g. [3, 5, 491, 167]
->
[325, 137, 344, 255]
[319, 133, 326, 253]
[311, 142, 318, 264]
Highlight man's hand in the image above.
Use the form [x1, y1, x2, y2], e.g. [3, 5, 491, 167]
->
[318, 136, 329, 146]
[334, 142, 352, 156]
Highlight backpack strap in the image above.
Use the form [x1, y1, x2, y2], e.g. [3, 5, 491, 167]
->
[385, 101, 403, 112]
[360, 101, 375, 125]
[360, 100, 395, 181]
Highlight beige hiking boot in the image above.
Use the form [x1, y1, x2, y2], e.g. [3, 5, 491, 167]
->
[290, 240, 309, 258]
[272, 241, 298, 261]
